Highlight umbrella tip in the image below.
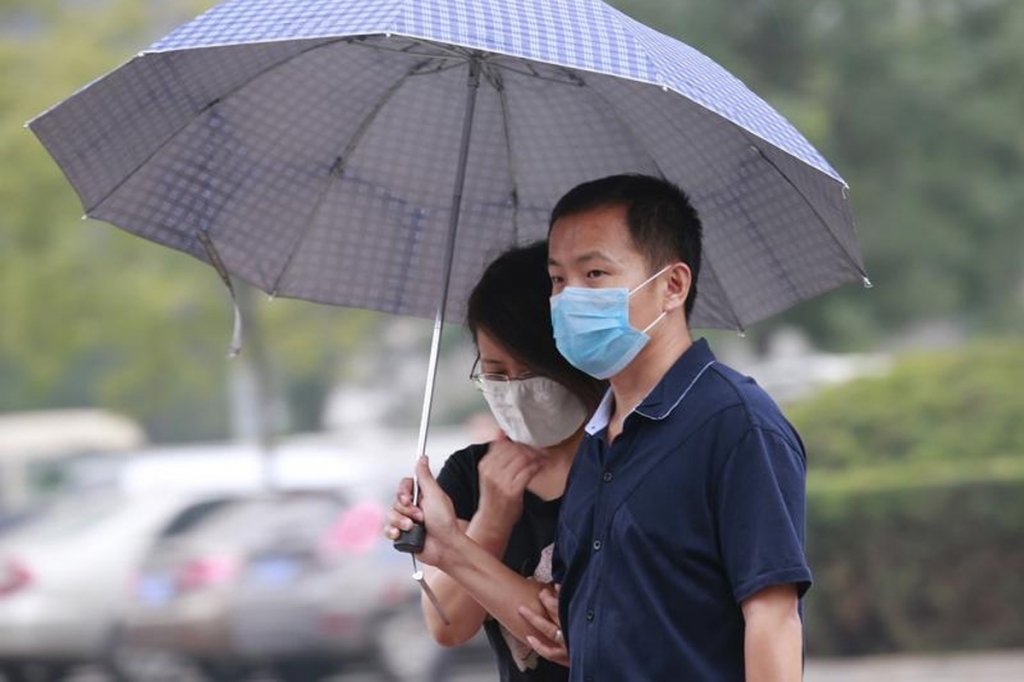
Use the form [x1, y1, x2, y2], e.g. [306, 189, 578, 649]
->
[862, 276, 874, 289]
[81, 215, 89, 221]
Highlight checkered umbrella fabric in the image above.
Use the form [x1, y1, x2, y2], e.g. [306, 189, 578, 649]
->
[30, 0, 866, 330]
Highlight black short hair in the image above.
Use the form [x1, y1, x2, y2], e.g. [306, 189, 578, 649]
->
[466, 241, 605, 411]
[549, 174, 703, 319]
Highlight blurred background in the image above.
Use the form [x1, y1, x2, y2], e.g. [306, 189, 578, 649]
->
[1, 0, 1022, 680]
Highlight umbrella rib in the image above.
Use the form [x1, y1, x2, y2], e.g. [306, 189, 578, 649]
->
[697, 242, 747, 331]
[83, 37, 350, 216]
[489, 61, 584, 87]
[743, 137, 868, 281]
[491, 68, 522, 242]
[269, 60, 433, 297]
[349, 37, 468, 61]
[579, 76, 746, 329]
[572, 73, 669, 180]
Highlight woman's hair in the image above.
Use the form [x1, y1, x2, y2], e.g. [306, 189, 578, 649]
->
[466, 240, 606, 412]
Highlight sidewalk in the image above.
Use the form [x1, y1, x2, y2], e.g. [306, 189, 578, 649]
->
[806, 650, 1024, 681]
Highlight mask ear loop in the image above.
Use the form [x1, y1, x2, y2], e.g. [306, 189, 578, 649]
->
[630, 263, 675, 334]
[627, 263, 674, 297]
[642, 311, 667, 333]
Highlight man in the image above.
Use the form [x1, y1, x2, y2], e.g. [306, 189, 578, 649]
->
[527, 174, 811, 681]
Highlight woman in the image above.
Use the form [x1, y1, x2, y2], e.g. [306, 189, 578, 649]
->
[384, 241, 603, 681]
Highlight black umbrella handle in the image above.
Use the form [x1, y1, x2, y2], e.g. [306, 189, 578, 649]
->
[393, 523, 426, 554]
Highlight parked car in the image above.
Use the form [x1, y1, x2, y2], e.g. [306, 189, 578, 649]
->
[0, 490, 232, 682]
[115, 490, 439, 682]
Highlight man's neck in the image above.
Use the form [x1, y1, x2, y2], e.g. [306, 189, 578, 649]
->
[608, 321, 693, 434]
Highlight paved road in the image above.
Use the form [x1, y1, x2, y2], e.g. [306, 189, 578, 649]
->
[35, 649, 1024, 682]
[334, 650, 1024, 682]
[805, 651, 1024, 682]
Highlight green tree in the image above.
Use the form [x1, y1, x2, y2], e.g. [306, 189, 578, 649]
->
[0, 0, 378, 441]
[611, 0, 1024, 347]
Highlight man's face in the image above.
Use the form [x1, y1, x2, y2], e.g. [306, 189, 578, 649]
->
[548, 203, 663, 328]
[548, 203, 647, 293]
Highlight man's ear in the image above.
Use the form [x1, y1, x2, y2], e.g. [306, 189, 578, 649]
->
[663, 263, 692, 313]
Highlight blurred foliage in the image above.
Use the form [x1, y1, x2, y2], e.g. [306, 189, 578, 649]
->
[805, 474, 1024, 655]
[788, 341, 1024, 654]
[612, 0, 1024, 348]
[787, 339, 1024, 470]
[2, 0, 1024, 440]
[0, 0, 378, 441]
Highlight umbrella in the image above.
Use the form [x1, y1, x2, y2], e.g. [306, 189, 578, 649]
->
[28, 0, 867, 579]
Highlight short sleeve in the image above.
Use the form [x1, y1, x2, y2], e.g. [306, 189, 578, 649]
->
[715, 427, 812, 604]
[436, 444, 485, 522]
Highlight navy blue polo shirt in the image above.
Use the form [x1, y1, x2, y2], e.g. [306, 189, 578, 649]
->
[553, 339, 811, 681]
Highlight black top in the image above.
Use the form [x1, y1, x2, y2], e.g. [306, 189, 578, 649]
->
[437, 443, 568, 682]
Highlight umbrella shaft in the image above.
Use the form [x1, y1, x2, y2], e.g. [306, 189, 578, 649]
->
[413, 57, 482, 506]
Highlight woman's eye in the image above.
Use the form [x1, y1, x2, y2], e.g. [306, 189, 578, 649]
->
[550, 275, 564, 285]
[586, 270, 605, 279]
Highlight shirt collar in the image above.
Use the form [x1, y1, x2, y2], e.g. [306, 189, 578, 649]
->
[584, 389, 615, 436]
[583, 338, 717, 435]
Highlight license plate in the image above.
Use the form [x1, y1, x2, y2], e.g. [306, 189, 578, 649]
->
[248, 556, 301, 586]
[137, 574, 175, 605]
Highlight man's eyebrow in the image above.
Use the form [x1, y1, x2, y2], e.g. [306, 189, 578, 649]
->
[548, 250, 618, 267]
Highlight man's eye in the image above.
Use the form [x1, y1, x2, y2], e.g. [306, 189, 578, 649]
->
[550, 275, 565, 285]
[586, 270, 605, 279]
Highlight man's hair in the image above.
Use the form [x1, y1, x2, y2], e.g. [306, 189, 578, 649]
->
[549, 174, 703, 319]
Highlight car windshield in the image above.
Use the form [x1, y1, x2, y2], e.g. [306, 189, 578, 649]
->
[3, 493, 125, 542]
[182, 495, 346, 550]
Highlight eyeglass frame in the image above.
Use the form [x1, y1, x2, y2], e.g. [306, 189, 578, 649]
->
[469, 355, 538, 387]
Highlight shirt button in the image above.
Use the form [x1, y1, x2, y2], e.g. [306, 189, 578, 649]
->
[586, 609, 595, 621]
[593, 540, 602, 551]
[603, 471, 613, 482]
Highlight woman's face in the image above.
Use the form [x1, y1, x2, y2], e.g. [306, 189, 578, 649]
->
[475, 328, 535, 380]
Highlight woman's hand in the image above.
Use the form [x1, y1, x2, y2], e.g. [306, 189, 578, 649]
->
[519, 584, 569, 667]
[383, 458, 462, 568]
[476, 434, 543, 532]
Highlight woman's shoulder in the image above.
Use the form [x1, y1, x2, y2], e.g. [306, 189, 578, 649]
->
[442, 441, 490, 471]
[436, 441, 490, 490]
[437, 442, 490, 519]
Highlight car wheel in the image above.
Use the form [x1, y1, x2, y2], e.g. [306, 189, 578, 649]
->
[0, 663, 27, 682]
[373, 609, 447, 682]
[195, 659, 250, 682]
[0, 662, 67, 682]
[270, 659, 337, 682]
[105, 629, 205, 682]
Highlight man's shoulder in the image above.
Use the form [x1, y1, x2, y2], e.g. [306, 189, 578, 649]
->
[694, 361, 793, 434]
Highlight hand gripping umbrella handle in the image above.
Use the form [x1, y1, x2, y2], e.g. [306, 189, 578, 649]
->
[393, 523, 426, 554]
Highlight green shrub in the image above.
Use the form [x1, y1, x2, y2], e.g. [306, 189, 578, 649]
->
[787, 340, 1024, 470]
[789, 340, 1024, 653]
[805, 466, 1024, 655]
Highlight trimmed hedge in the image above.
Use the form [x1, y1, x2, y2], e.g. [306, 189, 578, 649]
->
[787, 340, 1024, 470]
[805, 466, 1024, 655]
[788, 340, 1024, 654]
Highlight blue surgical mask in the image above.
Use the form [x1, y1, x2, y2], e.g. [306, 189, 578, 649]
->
[550, 266, 671, 379]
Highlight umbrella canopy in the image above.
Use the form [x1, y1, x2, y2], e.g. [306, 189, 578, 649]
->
[29, 0, 866, 332]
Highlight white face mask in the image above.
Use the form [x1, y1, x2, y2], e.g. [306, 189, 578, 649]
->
[479, 376, 588, 448]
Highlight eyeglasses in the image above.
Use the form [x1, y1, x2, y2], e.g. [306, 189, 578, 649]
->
[469, 357, 537, 387]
